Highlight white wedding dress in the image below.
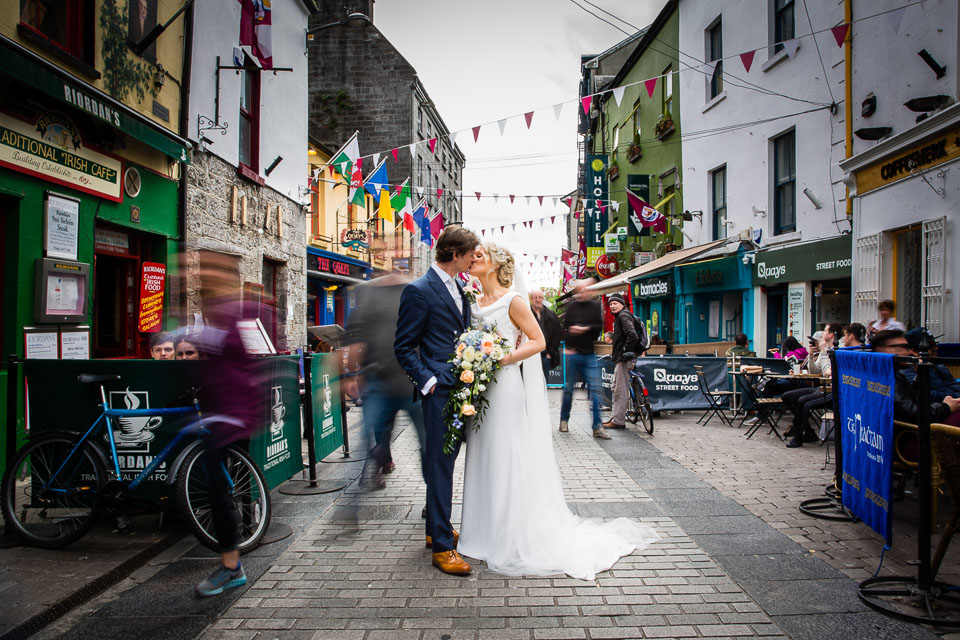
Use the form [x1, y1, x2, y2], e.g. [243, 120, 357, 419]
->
[458, 291, 660, 580]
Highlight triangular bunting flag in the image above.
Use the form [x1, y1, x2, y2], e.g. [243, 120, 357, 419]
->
[362, 158, 388, 204]
[553, 197, 559, 207]
[428, 138, 437, 154]
[612, 86, 625, 107]
[831, 23, 850, 48]
[391, 148, 399, 163]
[475, 192, 482, 201]
[377, 188, 393, 222]
[472, 125, 481, 142]
[782, 39, 799, 58]
[327, 130, 359, 181]
[599, 204, 606, 216]
[886, 6, 907, 35]
[449, 132, 457, 147]
[437, 188, 444, 198]
[481, 229, 485, 236]
[525, 196, 531, 206]
[581, 96, 592, 115]
[407, 143, 417, 159]
[702, 60, 717, 78]
[498, 119, 507, 135]
[455, 190, 462, 199]
[509, 195, 515, 204]
[511, 224, 517, 231]
[492, 193, 499, 203]
[538, 195, 544, 206]
[563, 197, 573, 209]
[500, 226, 504, 233]
[372, 153, 380, 166]
[644, 77, 657, 98]
[551, 216, 555, 223]
[553, 103, 564, 120]
[612, 202, 620, 212]
[740, 50, 756, 73]
[682, 65, 697, 89]
[524, 111, 534, 128]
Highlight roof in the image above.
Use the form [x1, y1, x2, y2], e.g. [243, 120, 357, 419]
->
[586, 238, 731, 294]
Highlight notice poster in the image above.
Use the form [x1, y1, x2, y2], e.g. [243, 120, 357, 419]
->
[787, 284, 805, 339]
[46, 275, 80, 314]
[25, 329, 58, 359]
[138, 262, 166, 332]
[61, 328, 90, 360]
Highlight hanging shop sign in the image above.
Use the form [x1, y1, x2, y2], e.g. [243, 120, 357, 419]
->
[138, 262, 166, 333]
[632, 274, 673, 300]
[604, 232, 620, 254]
[594, 254, 620, 279]
[340, 228, 370, 250]
[0, 112, 122, 201]
[679, 255, 749, 294]
[752, 236, 852, 285]
[627, 174, 651, 236]
[855, 124, 960, 196]
[584, 154, 609, 267]
[307, 251, 370, 281]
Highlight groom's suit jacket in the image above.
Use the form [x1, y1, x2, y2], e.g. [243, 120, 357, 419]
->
[395, 267, 472, 393]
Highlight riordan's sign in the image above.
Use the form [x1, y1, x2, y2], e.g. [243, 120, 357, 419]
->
[0, 112, 122, 201]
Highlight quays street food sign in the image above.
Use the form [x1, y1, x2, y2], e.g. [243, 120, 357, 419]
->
[751, 236, 852, 285]
[836, 350, 894, 544]
[0, 112, 122, 201]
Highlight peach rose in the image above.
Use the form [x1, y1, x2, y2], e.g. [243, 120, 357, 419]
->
[481, 340, 495, 355]
[456, 343, 465, 357]
[461, 404, 476, 416]
[460, 369, 475, 384]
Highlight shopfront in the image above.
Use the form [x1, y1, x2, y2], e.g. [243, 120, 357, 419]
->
[0, 37, 188, 363]
[306, 247, 372, 331]
[630, 272, 674, 343]
[840, 104, 959, 342]
[675, 254, 754, 345]
[751, 235, 852, 354]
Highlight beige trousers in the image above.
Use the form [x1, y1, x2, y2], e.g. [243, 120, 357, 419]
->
[611, 360, 632, 425]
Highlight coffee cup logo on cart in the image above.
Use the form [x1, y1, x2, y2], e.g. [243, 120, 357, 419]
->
[265, 386, 290, 467]
[652, 369, 699, 391]
[756, 262, 786, 280]
[106, 388, 167, 480]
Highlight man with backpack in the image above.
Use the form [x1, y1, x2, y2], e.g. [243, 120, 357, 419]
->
[604, 293, 646, 429]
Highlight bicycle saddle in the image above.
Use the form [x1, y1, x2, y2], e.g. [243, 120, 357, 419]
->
[77, 374, 121, 384]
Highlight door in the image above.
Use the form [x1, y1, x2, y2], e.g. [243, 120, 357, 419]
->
[766, 288, 787, 355]
[93, 253, 139, 358]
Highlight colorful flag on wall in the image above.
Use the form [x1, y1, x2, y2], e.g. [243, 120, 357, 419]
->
[413, 199, 431, 246]
[328, 131, 359, 181]
[363, 158, 388, 204]
[429, 211, 445, 246]
[377, 188, 393, 223]
[625, 189, 667, 234]
[238, 0, 272, 69]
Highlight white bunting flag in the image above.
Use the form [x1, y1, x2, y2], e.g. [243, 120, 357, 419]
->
[612, 86, 625, 107]
[552, 197, 559, 207]
[372, 153, 380, 167]
[455, 190, 462, 199]
[782, 39, 800, 58]
[701, 60, 717, 79]
[449, 132, 458, 147]
[407, 143, 417, 160]
[886, 6, 907, 35]
[492, 193, 499, 204]
[498, 118, 508, 136]
[681, 64, 698, 89]
[612, 201, 620, 212]
[553, 103, 564, 121]
[526, 196, 532, 206]
[415, 186, 424, 198]
[512, 224, 517, 231]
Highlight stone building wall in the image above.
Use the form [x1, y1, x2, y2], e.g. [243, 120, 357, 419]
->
[184, 150, 307, 351]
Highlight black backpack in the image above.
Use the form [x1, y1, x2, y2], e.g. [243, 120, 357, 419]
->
[627, 313, 649, 354]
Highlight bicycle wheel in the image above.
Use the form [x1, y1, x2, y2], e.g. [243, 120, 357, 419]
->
[640, 397, 655, 435]
[1, 433, 106, 548]
[627, 379, 642, 424]
[177, 444, 270, 554]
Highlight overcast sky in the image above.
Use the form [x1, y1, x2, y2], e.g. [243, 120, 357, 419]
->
[375, 0, 667, 290]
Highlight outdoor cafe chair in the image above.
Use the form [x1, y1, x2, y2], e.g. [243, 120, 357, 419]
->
[735, 370, 786, 440]
[694, 364, 735, 427]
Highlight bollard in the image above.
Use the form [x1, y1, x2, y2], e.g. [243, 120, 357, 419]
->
[5, 355, 18, 476]
[301, 352, 318, 487]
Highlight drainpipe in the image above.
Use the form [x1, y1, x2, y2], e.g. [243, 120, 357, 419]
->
[177, 3, 194, 325]
[844, 0, 853, 220]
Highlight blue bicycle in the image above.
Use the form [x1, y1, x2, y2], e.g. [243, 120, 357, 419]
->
[1, 374, 270, 551]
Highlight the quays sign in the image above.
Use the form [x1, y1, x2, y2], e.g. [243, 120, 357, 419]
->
[632, 274, 672, 299]
[752, 236, 852, 285]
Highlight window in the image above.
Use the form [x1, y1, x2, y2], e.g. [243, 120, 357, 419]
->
[238, 65, 261, 173]
[612, 125, 620, 158]
[773, 0, 795, 53]
[662, 66, 673, 116]
[632, 98, 642, 144]
[708, 19, 723, 99]
[19, 0, 95, 66]
[711, 166, 726, 241]
[773, 130, 796, 235]
[261, 259, 282, 347]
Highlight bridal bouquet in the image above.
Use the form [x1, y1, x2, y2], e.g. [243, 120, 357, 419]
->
[442, 324, 511, 455]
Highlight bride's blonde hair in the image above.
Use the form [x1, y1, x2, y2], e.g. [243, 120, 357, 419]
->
[483, 242, 515, 288]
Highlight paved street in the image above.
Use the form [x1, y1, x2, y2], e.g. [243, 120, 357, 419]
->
[7, 389, 959, 639]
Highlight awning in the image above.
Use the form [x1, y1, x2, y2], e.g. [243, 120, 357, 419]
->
[587, 238, 731, 294]
[0, 35, 191, 163]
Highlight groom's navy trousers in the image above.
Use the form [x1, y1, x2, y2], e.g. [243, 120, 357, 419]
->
[395, 267, 470, 554]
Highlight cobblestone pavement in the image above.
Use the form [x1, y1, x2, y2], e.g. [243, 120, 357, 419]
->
[196, 390, 947, 640]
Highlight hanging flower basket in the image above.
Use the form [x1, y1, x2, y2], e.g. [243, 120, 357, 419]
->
[626, 145, 642, 162]
[608, 164, 620, 180]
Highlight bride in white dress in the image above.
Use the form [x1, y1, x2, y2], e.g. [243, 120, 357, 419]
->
[457, 243, 660, 580]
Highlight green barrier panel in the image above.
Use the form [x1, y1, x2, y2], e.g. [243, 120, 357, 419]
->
[311, 352, 343, 462]
[249, 356, 302, 490]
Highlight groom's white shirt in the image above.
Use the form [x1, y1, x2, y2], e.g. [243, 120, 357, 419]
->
[421, 263, 463, 395]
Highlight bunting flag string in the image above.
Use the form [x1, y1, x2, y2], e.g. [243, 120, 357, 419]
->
[739, 50, 756, 73]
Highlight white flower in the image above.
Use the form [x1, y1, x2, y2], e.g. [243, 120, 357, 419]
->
[461, 361, 473, 370]
[480, 373, 487, 381]
[478, 384, 486, 392]
[491, 346, 504, 360]
[462, 346, 477, 362]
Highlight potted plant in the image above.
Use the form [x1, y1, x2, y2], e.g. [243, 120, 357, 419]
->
[655, 113, 675, 139]
[608, 161, 620, 180]
[626, 138, 642, 162]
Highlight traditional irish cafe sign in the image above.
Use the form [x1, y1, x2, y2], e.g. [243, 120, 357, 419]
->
[0, 111, 122, 201]
[138, 262, 166, 333]
[584, 154, 609, 268]
[836, 350, 894, 543]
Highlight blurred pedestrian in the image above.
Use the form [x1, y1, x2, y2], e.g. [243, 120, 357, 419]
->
[529, 289, 561, 379]
[558, 279, 609, 439]
[149, 332, 175, 360]
[344, 273, 428, 490]
[867, 299, 905, 343]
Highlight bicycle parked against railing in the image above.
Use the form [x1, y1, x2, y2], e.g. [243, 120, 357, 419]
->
[599, 353, 654, 435]
[1, 374, 270, 552]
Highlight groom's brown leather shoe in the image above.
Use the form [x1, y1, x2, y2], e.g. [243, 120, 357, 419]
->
[425, 530, 459, 549]
[432, 550, 471, 575]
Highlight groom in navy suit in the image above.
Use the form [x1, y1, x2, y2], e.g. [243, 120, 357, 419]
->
[395, 227, 479, 575]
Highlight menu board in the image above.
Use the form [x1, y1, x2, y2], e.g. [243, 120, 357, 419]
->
[61, 328, 90, 360]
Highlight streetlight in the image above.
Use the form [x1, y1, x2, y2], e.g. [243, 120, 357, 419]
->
[306, 11, 371, 41]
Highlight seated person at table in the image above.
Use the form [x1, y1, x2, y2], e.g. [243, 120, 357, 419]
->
[782, 324, 842, 448]
[842, 323, 866, 348]
[871, 329, 960, 427]
[726, 333, 755, 358]
[760, 336, 809, 396]
[150, 331, 175, 360]
[900, 328, 960, 402]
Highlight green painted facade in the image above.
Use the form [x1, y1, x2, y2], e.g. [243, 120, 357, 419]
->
[593, 3, 685, 265]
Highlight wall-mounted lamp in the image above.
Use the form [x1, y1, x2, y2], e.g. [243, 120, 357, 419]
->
[265, 155, 283, 177]
[680, 209, 702, 222]
[802, 188, 823, 209]
[306, 11, 371, 41]
[154, 63, 166, 89]
[751, 205, 766, 218]
[741, 253, 756, 266]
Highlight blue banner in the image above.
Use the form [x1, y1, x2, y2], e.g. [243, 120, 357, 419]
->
[836, 350, 895, 544]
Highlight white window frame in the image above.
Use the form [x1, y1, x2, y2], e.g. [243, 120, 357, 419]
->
[922, 217, 946, 337]
[855, 234, 880, 324]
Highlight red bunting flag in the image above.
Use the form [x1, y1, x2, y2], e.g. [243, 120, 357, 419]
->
[832, 23, 850, 48]
[509, 194, 515, 203]
[472, 125, 481, 142]
[564, 197, 573, 209]
[428, 138, 437, 154]
[551, 216, 555, 223]
[500, 226, 504, 233]
[481, 229, 485, 236]
[739, 50, 756, 73]
[437, 188, 444, 197]
[581, 96, 592, 115]
[475, 191, 482, 201]
[644, 77, 658, 98]
[391, 148, 399, 163]
[599, 204, 606, 215]
[538, 195, 544, 206]
[524, 111, 534, 128]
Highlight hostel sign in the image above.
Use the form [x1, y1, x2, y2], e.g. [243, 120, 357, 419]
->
[0, 112, 122, 201]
